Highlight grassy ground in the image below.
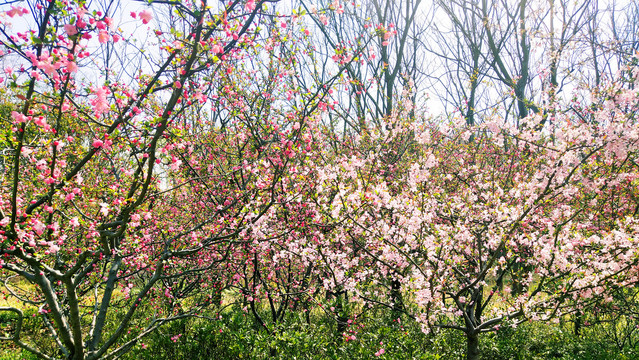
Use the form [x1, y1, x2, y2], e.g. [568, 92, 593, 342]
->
[118, 308, 639, 360]
[2, 283, 638, 359]
[2, 308, 638, 359]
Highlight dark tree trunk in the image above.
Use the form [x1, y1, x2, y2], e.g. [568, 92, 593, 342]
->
[335, 292, 348, 334]
[466, 332, 480, 360]
[574, 310, 582, 337]
[390, 278, 404, 319]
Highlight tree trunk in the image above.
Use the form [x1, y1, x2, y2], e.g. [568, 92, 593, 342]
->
[574, 310, 582, 337]
[334, 292, 348, 335]
[390, 278, 404, 319]
[466, 332, 480, 360]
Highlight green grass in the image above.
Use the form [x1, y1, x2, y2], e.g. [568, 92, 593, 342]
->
[2, 306, 639, 360]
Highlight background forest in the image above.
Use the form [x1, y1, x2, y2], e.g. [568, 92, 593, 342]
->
[1, 0, 639, 359]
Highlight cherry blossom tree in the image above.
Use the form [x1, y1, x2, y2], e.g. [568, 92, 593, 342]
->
[0, 0, 311, 359]
[314, 66, 639, 359]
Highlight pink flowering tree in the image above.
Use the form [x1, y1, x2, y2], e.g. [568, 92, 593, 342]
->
[314, 68, 639, 359]
[0, 0, 304, 359]
[166, 29, 333, 336]
[167, 1, 398, 340]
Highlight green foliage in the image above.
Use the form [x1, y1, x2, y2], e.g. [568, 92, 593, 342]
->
[3, 305, 639, 359]
[0, 349, 39, 360]
[125, 309, 441, 360]
[0, 307, 53, 360]
[116, 308, 639, 360]
[480, 321, 634, 360]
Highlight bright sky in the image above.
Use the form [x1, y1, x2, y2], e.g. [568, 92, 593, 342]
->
[1, 0, 636, 123]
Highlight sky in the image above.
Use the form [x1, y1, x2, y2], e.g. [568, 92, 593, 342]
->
[1, 0, 637, 124]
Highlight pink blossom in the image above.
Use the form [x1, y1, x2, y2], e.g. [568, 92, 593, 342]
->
[170, 157, 182, 171]
[67, 61, 78, 73]
[374, 348, 385, 356]
[194, 92, 207, 104]
[36, 53, 58, 75]
[64, 24, 78, 36]
[212, 44, 223, 54]
[330, 0, 344, 14]
[6, 6, 28, 18]
[245, 0, 256, 11]
[74, 18, 86, 29]
[139, 10, 152, 25]
[33, 116, 48, 130]
[20, 147, 33, 157]
[99, 203, 110, 216]
[98, 30, 109, 43]
[90, 86, 110, 115]
[11, 111, 28, 124]
[32, 221, 45, 236]
[35, 159, 47, 170]
[92, 139, 104, 148]
[48, 243, 60, 254]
